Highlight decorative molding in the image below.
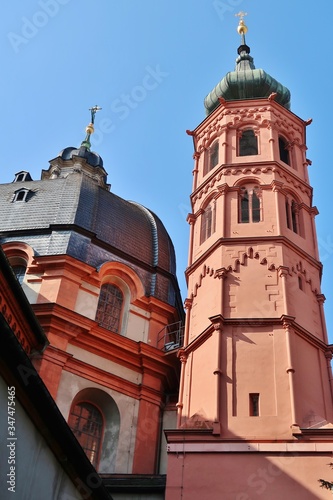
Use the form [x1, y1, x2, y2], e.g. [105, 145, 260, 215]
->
[194, 103, 303, 151]
[0, 296, 30, 354]
[191, 162, 312, 204]
[189, 246, 281, 299]
[166, 441, 333, 453]
[190, 264, 215, 299]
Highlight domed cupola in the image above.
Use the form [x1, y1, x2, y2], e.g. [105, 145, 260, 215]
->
[42, 106, 109, 189]
[204, 13, 291, 115]
[58, 145, 103, 169]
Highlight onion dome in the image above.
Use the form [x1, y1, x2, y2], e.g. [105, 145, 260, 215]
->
[43, 106, 108, 189]
[204, 14, 291, 115]
[58, 145, 103, 168]
[57, 105, 104, 167]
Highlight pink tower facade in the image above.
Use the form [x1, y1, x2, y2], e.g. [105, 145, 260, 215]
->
[165, 19, 333, 500]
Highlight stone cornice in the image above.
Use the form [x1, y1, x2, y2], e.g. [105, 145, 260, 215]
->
[33, 302, 180, 391]
[192, 100, 304, 151]
[181, 314, 330, 356]
[186, 236, 322, 281]
[191, 161, 312, 204]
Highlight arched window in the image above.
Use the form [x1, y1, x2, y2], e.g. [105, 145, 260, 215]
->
[239, 129, 258, 156]
[239, 186, 261, 223]
[291, 201, 298, 233]
[7, 256, 27, 285]
[13, 189, 30, 202]
[279, 137, 290, 165]
[69, 388, 120, 473]
[204, 141, 219, 175]
[12, 265, 26, 285]
[13, 171, 32, 183]
[200, 201, 216, 244]
[68, 402, 103, 468]
[240, 188, 249, 223]
[96, 283, 123, 333]
[285, 198, 299, 234]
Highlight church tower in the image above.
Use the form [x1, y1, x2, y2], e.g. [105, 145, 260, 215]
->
[166, 15, 333, 499]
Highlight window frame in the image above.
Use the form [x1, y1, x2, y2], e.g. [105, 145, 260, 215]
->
[68, 400, 104, 469]
[7, 256, 28, 285]
[13, 171, 32, 183]
[278, 136, 290, 165]
[238, 128, 258, 157]
[285, 196, 300, 235]
[200, 199, 216, 244]
[238, 185, 262, 224]
[249, 393, 260, 416]
[95, 283, 124, 334]
[13, 188, 30, 203]
[203, 140, 219, 176]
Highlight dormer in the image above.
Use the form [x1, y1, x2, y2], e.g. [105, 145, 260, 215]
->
[13, 171, 33, 183]
[13, 188, 31, 202]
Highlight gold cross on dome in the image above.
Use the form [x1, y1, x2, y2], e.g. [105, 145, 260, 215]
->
[235, 11, 248, 21]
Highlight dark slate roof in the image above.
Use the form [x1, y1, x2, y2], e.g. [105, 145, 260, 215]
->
[0, 169, 181, 308]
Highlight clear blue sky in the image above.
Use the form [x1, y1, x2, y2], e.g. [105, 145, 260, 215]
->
[1, 1, 333, 340]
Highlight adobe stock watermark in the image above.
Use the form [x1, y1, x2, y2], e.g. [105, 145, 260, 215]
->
[90, 65, 169, 147]
[213, 0, 244, 22]
[318, 235, 333, 263]
[236, 453, 297, 499]
[8, 0, 71, 54]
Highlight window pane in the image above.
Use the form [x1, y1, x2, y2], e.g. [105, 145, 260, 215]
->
[68, 402, 103, 468]
[210, 142, 219, 169]
[240, 190, 249, 223]
[239, 130, 258, 156]
[249, 393, 259, 416]
[252, 190, 260, 223]
[285, 200, 291, 229]
[96, 284, 123, 333]
[291, 201, 298, 233]
[200, 204, 215, 244]
[279, 137, 290, 165]
[12, 265, 26, 285]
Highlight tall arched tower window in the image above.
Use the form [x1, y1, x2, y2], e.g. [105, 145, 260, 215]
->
[68, 402, 104, 468]
[204, 141, 219, 175]
[200, 201, 216, 243]
[239, 129, 258, 156]
[279, 136, 290, 165]
[96, 283, 123, 333]
[239, 186, 261, 223]
[285, 198, 300, 234]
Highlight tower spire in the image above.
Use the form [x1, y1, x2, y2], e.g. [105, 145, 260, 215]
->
[204, 11, 290, 114]
[80, 105, 102, 150]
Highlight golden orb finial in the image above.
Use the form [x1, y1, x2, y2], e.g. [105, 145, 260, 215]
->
[235, 11, 248, 36]
[86, 123, 94, 135]
[81, 105, 102, 150]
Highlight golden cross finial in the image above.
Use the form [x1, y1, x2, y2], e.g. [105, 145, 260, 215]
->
[235, 11, 248, 37]
[235, 11, 247, 21]
[89, 105, 102, 124]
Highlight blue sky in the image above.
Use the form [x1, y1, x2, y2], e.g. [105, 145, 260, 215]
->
[1, 1, 333, 340]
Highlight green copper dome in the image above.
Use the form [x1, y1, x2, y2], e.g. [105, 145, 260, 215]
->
[204, 42, 291, 115]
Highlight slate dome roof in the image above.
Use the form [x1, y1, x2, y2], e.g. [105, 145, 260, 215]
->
[0, 165, 180, 307]
[58, 145, 104, 168]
